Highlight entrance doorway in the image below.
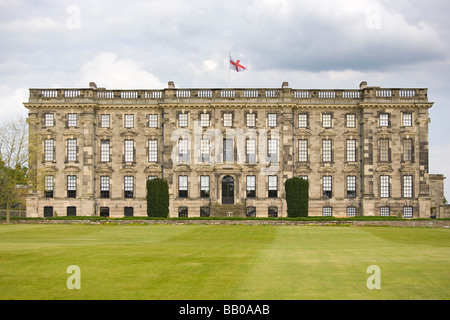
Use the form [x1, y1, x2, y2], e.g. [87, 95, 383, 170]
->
[221, 175, 235, 205]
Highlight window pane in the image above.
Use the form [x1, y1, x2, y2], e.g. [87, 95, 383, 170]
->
[124, 140, 134, 162]
[379, 113, 389, 127]
[403, 175, 413, 198]
[200, 175, 210, 198]
[322, 140, 332, 162]
[45, 113, 54, 127]
[346, 139, 356, 162]
[200, 113, 210, 127]
[402, 113, 412, 127]
[223, 113, 233, 127]
[101, 114, 110, 128]
[100, 140, 110, 162]
[124, 176, 134, 198]
[68, 113, 77, 127]
[268, 113, 277, 127]
[178, 113, 188, 127]
[67, 139, 77, 162]
[44, 139, 54, 161]
[148, 139, 158, 162]
[268, 175, 277, 198]
[178, 176, 188, 198]
[67, 175, 76, 198]
[347, 176, 356, 198]
[268, 139, 278, 162]
[322, 114, 332, 128]
[379, 139, 389, 162]
[124, 114, 134, 128]
[246, 113, 256, 127]
[246, 175, 256, 198]
[100, 176, 110, 198]
[148, 114, 158, 127]
[346, 114, 356, 128]
[298, 114, 308, 128]
[380, 175, 390, 198]
[322, 176, 332, 199]
[298, 140, 308, 162]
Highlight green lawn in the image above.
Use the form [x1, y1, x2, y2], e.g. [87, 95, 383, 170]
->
[0, 224, 449, 300]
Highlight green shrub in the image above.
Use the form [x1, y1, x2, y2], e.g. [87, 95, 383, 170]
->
[146, 178, 169, 218]
[285, 177, 309, 217]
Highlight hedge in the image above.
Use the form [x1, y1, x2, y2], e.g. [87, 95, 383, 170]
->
[146, 178, 169, 218]
[285, 177, 309, 217]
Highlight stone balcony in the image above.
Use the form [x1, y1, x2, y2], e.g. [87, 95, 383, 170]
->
[27, 81, 429, 105]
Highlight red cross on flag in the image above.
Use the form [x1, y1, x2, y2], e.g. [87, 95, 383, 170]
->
[229, 55, 246, 72]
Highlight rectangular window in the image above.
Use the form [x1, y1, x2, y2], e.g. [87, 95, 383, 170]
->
[101, 114, 110, 128]
[298, 139, 308, 162]
[67, 206, 77, 216]
[200, 175, 210, 198]
[223, 138, 234, 162]
[148, 114, 158, 128]
[246, 175, 256, 198]
[298, 113, 308, 128]
[200, 206, 210, 217]
[322, 207, 332, 216]
[178, 138, 189, 162]
[178, 176, 188, 198]
[322, 139, 332, 162]
[124, 176, 134, 198]
[124, 207, 134, 217]
[223, 113, 233, 127]
[44, 176, 54, 198]
[67, 139, 77, 162]
[200, 113, 210, 127]
[346, 114, 356, 128]
[268, 138, 278, 163]
[380, 206, 390, 216]
[268, 113, 277, 127]
[100, 140, 110, 162]
[200, 139, 210, 162]
[100, 176, 110, 198]
[322, 176, 332, 199]
[246, 113, 256, 127]
[347, 176, 356, 198]
[346, 139, 356, 162]
[403, 206, 413, 218]
[124, 140, 134, 162]
[268, 175, 278, 198]
[148, 139, 158, 162]
[178, 207, 188, 217]
[403, 138, 413, 162]
[246, 139, 256, 163]
[379, 138, 390, 162]
[67, 113, 77, 127]
[67, 175, 76, 198]
[124, 114, 134, 128]
[379, 113, 389, 127]
[44, 139, 54, 162]
[322, 113, 332, 128]
[402, 112, 412, 127]
[268, 206, 278, 218]
[380, 175, 390, 198]
[178, 113, 188, 127]
[44, 113, 54, 127]
[403, 175, 413, 198]
[347, 207, 357, 217]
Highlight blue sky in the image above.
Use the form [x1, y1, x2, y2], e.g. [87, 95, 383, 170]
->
[1, 0, 449, 198]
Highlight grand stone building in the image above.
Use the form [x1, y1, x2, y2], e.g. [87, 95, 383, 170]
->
[24, 81, 447, 218]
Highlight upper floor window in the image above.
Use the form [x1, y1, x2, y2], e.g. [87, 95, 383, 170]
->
[403, 175, 413, 198]
[298, 139, 308, 162]
[178, 175, 188, 198]
[100, 140, 110, 162]
[246, 113, 256, 127]
[268, 175, 278, 198]
[100, 114, 110, 128]
[346, 176, 356, 198]
[379, 138, 390, 162]
[124, 114, 134, 128]
[223, 113, 233, 127]
[44, 139, 54, 162]
[246, 139, 256, 163]
[322, 113, 332, 128]
[322, 139, 332, 162]
[402, 112, 412, 127]
[200, 139, 210, 162]
[380, 175, 390, 198]
[346, 114, 356, 128]
[148, 139, 158, 162]
[200, 175, 210, 198]
[178, 113, 188, 127]
[67, 175, 77, 198]
[124, 139, 134, 162]
[100, 176, 110, 198]
[44, 176, 54, 198]
[322, 176, 332, 199]
[44, 113, 54, 127]
[124, 176, 134, 198]
[267, 113, 277, 127]
[67, 113, 77, 127]
[178, 138, 189, 162]
[379, 113, 390, 127]
[148, 114, 158, 128]
[298, 113, 308, 128]
[246, 175, 256, 198]
[267, 138, 278, 163]
[67, 139, 77, 162]
[402, 138, 414, 162]
[346, 139, 356, 162]
[200, 113, 210, 127]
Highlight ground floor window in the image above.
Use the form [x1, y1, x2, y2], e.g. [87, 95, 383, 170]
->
[380, 206, 390, 216]
[322, 206, 332, 216]
[100, 207, 110, 217]
[268, 206, 278, 217]
[67, 206, 76, 216]
[44, 206, 53, 217]
[346, 206, 356, 217]
[178, 206, 188, 217]
[403, 206, 413, 218]
[200, 206, 210, 217]
[246, 206, 256, 217]
[124, 207, 134, 217]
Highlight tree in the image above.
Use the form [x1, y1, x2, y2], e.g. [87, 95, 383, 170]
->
[0, 117, 28, 223]
[285, 177, 309, 217]
[146, 178, 169, 218]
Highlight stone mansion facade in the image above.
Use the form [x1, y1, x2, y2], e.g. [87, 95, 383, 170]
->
[24, 81, 447, 218]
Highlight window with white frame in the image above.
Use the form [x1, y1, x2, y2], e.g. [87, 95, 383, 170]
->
[298, 113, 308, 128]
[347, 206, 357, 217]
[402, 112, 412, 127]
[44, 139, 54, 162]
[67, 175, 76, 198]
[380, 175, 390, 198]
[268, 113, 277, 127]
[124, 176, 134, 198]
[44, 176, 54, 198]
[200, 175, 210, 198]
[246, 139, 256, 163]
[268, 138, 278, 162]
[403, 206, 413, 218]
[346, 114, 356, 128]
[379, 138, 390, 162]
[379, 113, 389, 127]
[246, 175, 256, 198]
[68, 113, 77, 127]
[44, 113, 54, 127]
[322, 176, 332, 199]
[403, 138, 413, 162]
[148, 114, 158, 128]
[178, 175, 188, 198]
[67, 139, 77, 162]
[200, 113, 210, 127]
[268, 175, 278, 198]
[100, 114, 110, 128]
[100, 140, 110, 162]
[380, 206, 390, 216]
[100, 176, 110, 198]
[178, 113, 188, 127]
[178, 138, 189, 162]
[124, 140, 134, 162]
[124, 114, 134, 128]
[322, 207, 332, 216]
[298, 139, 308, 162]
[322, 113, 332, 128]
[148, 139, 158, 162]
[322, 139, 332, 162]
[403, 175, 413, 198]
[347, 176, 356, 198]
[200, 139, 210, 162]
[346, 139, 356, 162]
[223, 138, 234, 162]
[246, 113, 256, 127]
[223, 113, 233, 127]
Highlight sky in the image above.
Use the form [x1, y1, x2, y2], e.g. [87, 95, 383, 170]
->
[1, 0, 449, 198]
